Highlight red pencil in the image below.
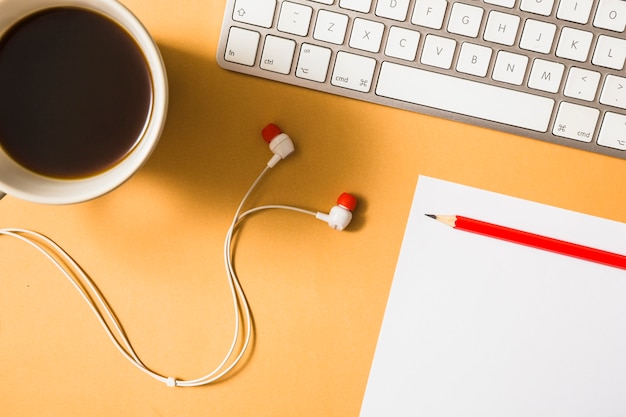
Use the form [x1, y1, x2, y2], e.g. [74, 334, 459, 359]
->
[426, 214, 626, 270]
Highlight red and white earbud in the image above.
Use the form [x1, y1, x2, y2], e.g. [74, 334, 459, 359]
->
[262, 123, 295, 168]
[316, 193, 357, 231]
[261, 123, 357, 230]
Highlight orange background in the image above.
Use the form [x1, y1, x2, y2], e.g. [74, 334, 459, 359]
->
[2, 1, 625, 416]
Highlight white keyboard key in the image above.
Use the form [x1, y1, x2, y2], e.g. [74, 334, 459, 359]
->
[598, 113, 626, 150]
[528, 59, 565, 93]
[556, 0, 594, 24]
[340, 0, 373, 13]
[260, 35, 296, 74]
[376, 62, 555, 132]
[520, 0, 555, 16]
[313, 10, 349, 45]
[277, 2, 313, 36]
[224, 27, 260, 66]
[484, 0, 516, 8]
[555, 27, 593, 62]
[331, 51, 376, 92]
[600, 75, 626, 110]
[296, 43, 332, 82]
[552, 102, 599, 142]
[563, 67, 601, 101]
[457, 42, 493, 77]
[412, 0, 448, 29]
[484, 11, 521, 46]
[216, 0, 626, 161]
[592, 35, 626, 70]
[519, 19, 557, 54]
[420, 35, 457, 69]
[385, 26, 421, 61]
[233, 0, 276, 28]
[350, 18, 385, 53]
[376, 0, 411, 21]
[593, 0, 626, 32]
[493, 51, 529, 85]
[447, 3, 484, 38]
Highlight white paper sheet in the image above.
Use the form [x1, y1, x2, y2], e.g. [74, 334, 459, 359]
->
[360, 176, 626, 417]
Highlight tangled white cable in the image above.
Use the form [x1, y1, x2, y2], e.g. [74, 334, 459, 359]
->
[0, 124, 357, 387]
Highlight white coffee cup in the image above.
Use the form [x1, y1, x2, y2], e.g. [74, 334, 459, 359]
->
[0, 0, 168, 204]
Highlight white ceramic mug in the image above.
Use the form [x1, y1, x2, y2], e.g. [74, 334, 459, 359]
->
[0, 0, 168, 204]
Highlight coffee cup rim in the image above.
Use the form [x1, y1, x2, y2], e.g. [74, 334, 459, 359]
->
[0, 0, 168, 204]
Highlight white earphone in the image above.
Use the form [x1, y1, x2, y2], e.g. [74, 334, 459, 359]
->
[316, 193, 357, 231]
[262, 123, 295, 168]
[260, 123, 357, 230]
[0, 123, 358, 387]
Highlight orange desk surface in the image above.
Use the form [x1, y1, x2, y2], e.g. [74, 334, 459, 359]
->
[2, 1, 625, 416]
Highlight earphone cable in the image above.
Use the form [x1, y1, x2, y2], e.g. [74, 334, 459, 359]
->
[175, 166, 272, 386]
[0, 165, 316, 387]
[0, 124, 355, 387]
[0, 228, 160, 381]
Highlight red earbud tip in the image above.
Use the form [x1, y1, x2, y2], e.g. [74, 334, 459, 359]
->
[262, 123, 283, 143]
[337, 193, 357, 211]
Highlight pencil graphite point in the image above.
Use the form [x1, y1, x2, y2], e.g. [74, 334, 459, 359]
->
[425, 214, 457, 227]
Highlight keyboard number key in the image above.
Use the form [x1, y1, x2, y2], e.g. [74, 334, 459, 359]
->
[598, 113, 626, 150]
[233, 0, 277, 28]
[224, 27, 261, 66]
[296, 43, 332, 82]
[552, 102, 599, 142]
[331, 51, 376, 92]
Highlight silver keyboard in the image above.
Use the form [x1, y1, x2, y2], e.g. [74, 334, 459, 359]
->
[217, 0, 626, 159]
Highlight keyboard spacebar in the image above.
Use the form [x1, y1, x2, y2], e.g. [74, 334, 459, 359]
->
[376, 62, 555, 132]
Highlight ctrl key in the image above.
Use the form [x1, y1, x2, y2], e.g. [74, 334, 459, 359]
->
[552, 102, 599, 143]
[598, 112, 626, 151]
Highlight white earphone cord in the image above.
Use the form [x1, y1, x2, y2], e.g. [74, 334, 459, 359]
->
[0, 165, 317, 387]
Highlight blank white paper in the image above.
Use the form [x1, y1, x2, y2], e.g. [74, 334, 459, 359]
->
[360, 176, 626, 417]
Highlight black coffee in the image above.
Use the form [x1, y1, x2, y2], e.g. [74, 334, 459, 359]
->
[0, 7, 152, 178]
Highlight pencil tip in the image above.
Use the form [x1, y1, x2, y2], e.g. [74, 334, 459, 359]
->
[425, 214, 436, 219]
